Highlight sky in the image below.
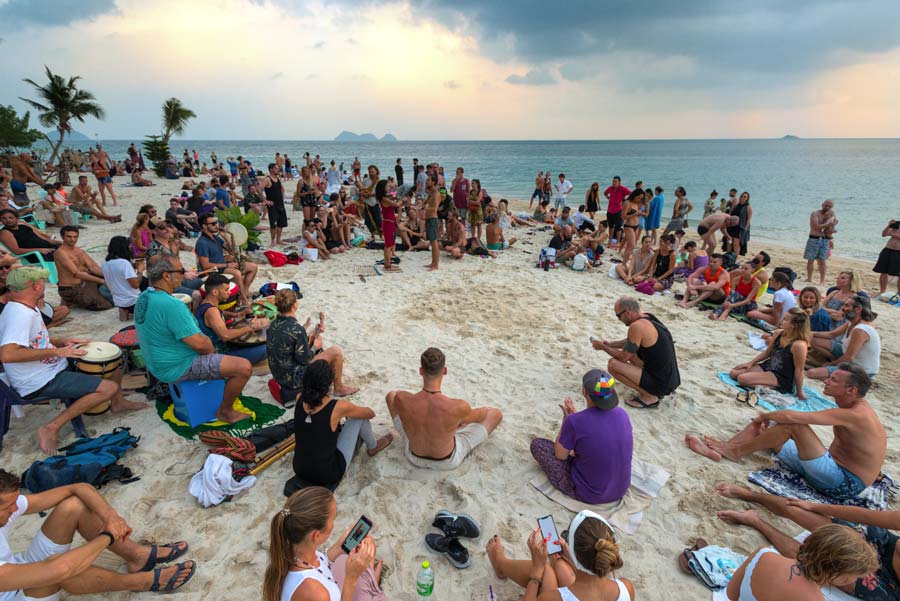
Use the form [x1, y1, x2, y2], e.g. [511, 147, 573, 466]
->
[2, 0, 900, 140]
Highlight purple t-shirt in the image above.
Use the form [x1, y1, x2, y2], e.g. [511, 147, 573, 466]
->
[558, 407, 633, 503]
[452, 178, 470, 209]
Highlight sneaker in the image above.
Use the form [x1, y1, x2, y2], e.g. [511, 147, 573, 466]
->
[432, 510, 480, 539]
[425, 534, 470, 569]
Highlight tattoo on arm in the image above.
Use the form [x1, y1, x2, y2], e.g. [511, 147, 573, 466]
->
[623, 339, 639, 354]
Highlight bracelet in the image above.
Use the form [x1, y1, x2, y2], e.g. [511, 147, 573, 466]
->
[527, 577, 542, 587]
[99, 531, 115, 547]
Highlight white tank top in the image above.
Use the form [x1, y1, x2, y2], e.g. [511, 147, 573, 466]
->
[841, 323, 880, 375]
[280, 551, 341, 601]
[558, 578, 632, 601]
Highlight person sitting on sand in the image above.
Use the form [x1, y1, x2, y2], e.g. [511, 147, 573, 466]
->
[696, 213, 740, 254]
[728, 307, 810, 397]
[0, 267, 145, 454]
[135, 256, 252, 423]
[711, 519, 876, 601]
[808, 294, 881, 380]
[797, 286, 832, 332]
[746, 271, 796, 327]
[530, 370, 633, 504]
[263, 487, 387, 601]
[673, 240, 708, 278]
[195, 214, 258, 305]
[633, 233, 677, 291]
[196, 273, 269, 365]
[101, 236, 142, 321]
[710, 261, 761, 320]
[68, 175, 122, 222]
[486, 510, 636, 601]
[0, 469, 196, 599]
[591, 296, 681, 409]
[820, 270, 864, 330]
[385, 347, 502, 470]
[131, 168, 154, 187]
[441, 210, 466, 260]
[291, 360, 392, 490]
[533, 199, 551, 223]
[397, 205, 429, 251]
[548, 226, 581, 263]
[266, 289, 359, 406]
[616, 235, 655, 285]
[713, 489, 900, 600]
[678, 253, 731, 308]
[485, 205, 516, 251]
[687, 363, 886, 501]
[0, 264, 70, 329]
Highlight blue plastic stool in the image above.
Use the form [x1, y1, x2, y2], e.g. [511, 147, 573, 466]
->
[169, 379, 227, 428]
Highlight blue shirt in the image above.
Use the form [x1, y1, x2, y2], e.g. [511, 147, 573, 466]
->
[215, 188, 231, 208]
[195, 234, 226, 265]
[134, 289, 201, 382]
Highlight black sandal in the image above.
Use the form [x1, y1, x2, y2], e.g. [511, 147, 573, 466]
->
[149, 560, 196, 593]
[139, 542, 190, 572]
[625, 396, 660, 410]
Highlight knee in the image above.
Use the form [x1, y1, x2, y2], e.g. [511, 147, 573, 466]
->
[97, 379, 119, 398]
[54, 495, 87, 518]
[487, 408, 503, 424]
[226, 358, 252, 378]
[385, 390, 396, 408]
[735, 373, 750, 386]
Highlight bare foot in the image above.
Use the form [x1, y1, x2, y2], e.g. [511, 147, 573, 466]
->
[216, 408, 250, 424]
[37, 425, 60, 456]
[685, 433, 721, 461]
[485, 535, 508, 580]
[717, 509, 761, 527]
[715, 482, 753, 500]
[112, 398, 149, 412]
[373, 559, 383, 584]
[677, 301, 689, 309]
[333, 385, 360, 397]
[367, 434, 394, 457]
[704, 437, 743, 463]
[426, 265, 439, 271]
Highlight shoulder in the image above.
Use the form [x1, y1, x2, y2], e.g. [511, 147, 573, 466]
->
[293, 578, 331, 601]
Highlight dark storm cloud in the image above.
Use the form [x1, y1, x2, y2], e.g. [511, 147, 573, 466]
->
[0, 0, 117, 26]
[505, 69, 555, 86]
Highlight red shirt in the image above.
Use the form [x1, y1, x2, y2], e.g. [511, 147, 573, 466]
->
[452, 178, 470, 210]
[704, 266, 731, 296]
[604, 185, 631, 214]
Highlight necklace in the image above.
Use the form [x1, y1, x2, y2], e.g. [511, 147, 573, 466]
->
[422, 388, 441, 394]
[293, 554, 336, 584]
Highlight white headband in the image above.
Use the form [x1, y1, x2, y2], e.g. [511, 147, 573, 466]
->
[567, 510, 615, 573]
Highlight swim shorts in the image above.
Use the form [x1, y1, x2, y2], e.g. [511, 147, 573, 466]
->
[803, 236, 830, 261]
[425, 217, 439, 242]
[776, 440, 867, 500]
[697, 225, 709, 236]
[177, 353, 224, 382]
[6, 527, 72, 601]
[267, 204, 288, 228]
[393, 416, 488, 471]
[97, 175, 112, 184]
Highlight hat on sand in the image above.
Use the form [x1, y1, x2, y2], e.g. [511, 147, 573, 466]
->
[582, 369, 619, 410]
[6, 266, 50, 290]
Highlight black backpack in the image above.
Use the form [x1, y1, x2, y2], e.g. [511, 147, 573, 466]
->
[773, 266, 798, 289]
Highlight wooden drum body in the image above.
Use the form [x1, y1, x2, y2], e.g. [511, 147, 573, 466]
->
[72, 342, 123, 415]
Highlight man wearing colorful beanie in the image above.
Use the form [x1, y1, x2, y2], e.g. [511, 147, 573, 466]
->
[529, 369, 634, 503]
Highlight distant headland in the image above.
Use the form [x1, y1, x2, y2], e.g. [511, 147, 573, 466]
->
[333, 131, 398, 142]
[781, 134, 800, 140]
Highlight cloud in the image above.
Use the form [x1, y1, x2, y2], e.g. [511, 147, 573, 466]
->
[505, 69, 555, 86]
[313, 40, 325, 49]
[269, 71, 284, 80]
[0, 0, 117, 27]
[443, 80, 461, 89]
[346, 37, 358, 45]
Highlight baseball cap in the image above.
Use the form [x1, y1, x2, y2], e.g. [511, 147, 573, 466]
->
[149, 216, 166, 229]
[582, 369, 619, 410]
[6, 266, 50, 290]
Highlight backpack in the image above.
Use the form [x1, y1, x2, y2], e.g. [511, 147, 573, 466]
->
[22, 428, 140, 493]
[538, 247, 557, 269]
[773, 266, 798, 289]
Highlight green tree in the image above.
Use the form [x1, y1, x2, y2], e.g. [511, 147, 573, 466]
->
[0, 105, 44, 152]
[20, 66, 104, 165]
[161, 98, 196, 144]
[142, 135, 171, 177]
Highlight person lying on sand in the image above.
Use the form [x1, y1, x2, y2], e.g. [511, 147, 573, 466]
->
[686, 363, 885, 501]
[0, 469, 197, 598]
[385, 347, 502, 471]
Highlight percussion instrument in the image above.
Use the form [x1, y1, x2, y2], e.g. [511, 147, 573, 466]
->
[109, 326, 144, 372]
[173, 293, 193, 310]
[72, 342, 123, 415]
[232, 319, 268, 347]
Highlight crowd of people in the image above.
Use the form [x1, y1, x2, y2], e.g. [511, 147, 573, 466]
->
[0, 146, 897, 601]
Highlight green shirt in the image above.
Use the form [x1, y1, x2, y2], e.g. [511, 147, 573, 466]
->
[134, 289, 201, 382]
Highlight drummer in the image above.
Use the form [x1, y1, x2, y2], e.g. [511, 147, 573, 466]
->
[194, 215, 258, 306]
[0, 267, 146, 455]
[196, 273, 269, 365]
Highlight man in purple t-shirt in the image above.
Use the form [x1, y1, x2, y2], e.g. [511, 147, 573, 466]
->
[604, 176, 631, 244]
[451, 167, 470, 223]
[530, 369, 633, 504]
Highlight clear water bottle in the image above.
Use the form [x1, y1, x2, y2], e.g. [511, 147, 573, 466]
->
[416, 560, 434, 598]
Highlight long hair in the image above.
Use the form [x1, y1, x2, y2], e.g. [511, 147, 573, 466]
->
[780, 308, 811, 346]
[105, 236, 133, 262]
[300, 360, 333, 409]
[796, 523, 878, 587]
[262, 487, 335, 601]
[572, 517, 624, 578]
[799, 286, 822, 311]
[840, 270, 863, 293]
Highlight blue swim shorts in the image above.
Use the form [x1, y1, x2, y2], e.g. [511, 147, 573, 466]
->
[777, 439, 866, 500]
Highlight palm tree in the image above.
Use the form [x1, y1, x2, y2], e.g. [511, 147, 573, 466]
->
[161, 98, 196, 144]
[20, 66, 104, 165]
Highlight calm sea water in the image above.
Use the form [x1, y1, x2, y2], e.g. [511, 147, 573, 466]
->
[90, 139, 900, 261]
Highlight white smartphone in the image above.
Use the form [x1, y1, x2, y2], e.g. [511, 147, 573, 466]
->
[537, 515, 562, 555]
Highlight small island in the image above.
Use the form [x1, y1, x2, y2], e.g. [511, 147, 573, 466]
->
[781, 134, 800, 140]
[334, 131, 398, 142]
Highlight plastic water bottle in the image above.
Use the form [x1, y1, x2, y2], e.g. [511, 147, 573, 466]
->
[416, 560, 434, 598]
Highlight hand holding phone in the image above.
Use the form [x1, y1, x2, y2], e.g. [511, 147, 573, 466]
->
[537, 515, 562, 555]
[341, 515, 373, 554]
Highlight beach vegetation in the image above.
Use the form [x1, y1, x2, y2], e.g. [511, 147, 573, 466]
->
[141, 135, 171, 177]
[0, 105, 44, 152]
[161, 98, 196, 144]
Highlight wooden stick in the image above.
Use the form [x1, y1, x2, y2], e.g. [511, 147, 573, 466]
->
[249, 439, 295, 475]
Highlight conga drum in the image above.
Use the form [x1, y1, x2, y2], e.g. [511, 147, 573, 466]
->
[109, 326, 142, 373]
[199, 282, 240, 311]
[72, 342, 123, 415]
[173, 293, 193, 310]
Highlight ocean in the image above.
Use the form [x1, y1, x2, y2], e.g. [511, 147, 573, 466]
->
[87, 139, 900, 261]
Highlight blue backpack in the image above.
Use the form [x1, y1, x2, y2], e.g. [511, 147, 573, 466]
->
[22, 428, 141, 493]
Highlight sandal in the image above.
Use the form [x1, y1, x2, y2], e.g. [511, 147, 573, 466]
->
[624, 396, 660, 410]
[736, 391, 759, 407]
[138, 542, 190, 572]
[149, 560, 196, 592]
[677, 538, 708, 575]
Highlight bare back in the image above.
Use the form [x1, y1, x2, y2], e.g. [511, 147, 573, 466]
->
[394, 390, 470, 459]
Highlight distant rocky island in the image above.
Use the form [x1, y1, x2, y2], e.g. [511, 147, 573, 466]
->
[45, 129, 92, 143]
[334, 131, 397, 142]
[781, 134, 800, 140]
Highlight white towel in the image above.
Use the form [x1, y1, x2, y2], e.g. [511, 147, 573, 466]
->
[188, 454, 256, 508]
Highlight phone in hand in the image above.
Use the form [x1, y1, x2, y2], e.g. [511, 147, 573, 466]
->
[341, 515, 373, 554]
[590, 336, 598, 343]
[537, 515, 562, 555]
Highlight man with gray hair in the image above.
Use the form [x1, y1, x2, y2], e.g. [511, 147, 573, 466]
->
[804, 199, 838, 285]
[591, 296, 680, 409]
[688, 363, 886, 502]
[134, 257, 252, 423]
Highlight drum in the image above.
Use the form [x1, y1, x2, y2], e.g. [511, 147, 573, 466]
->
[173, 293, 193, 310]
[232, 319, 267, 347]
[72, 342, 123, 415]
[199, 282, 240, 311]
[109, 326, 143, 372]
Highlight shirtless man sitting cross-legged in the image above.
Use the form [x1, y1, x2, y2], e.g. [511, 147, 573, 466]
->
[385, 347, 502, 470]
[686, 363, 886, 501]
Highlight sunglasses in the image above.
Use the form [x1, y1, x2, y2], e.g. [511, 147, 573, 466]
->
[165, 269, 186, 275]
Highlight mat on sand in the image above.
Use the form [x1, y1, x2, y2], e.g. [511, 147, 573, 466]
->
[529, 458, 671, 534]
[716, 371, 837, 412]
[156, 395, 285, 439]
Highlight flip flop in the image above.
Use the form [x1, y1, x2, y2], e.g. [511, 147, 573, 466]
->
[677, 538, 709, 575]
[149, 560, 196, 592]
[624, 396, 660, 410]
[139, 542, 190, 572]
[736, 390, 759, 407]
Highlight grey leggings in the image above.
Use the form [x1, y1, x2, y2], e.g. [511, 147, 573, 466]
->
[337, 418, 377, 467]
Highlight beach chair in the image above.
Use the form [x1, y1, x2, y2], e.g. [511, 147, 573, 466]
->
[20, 214, 47, 231]
[0, 378, 87, 453]
[0, 228, 59, 284]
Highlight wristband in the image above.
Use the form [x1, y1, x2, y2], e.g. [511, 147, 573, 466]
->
[528, 577, 542, 587]
[99, 531, 115, 547]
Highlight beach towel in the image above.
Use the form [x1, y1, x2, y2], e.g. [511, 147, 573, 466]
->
[188, 454, 256, 508]
[156, 395, 284, 440]
[698, 301, 772, 331]
[716, 371, 837, 412]
[747, 331, 768, 352]
[748, 459, 895, 510]
[529, 457, 671, 534]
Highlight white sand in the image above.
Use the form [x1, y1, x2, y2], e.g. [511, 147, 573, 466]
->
[4, 178, 898, 600]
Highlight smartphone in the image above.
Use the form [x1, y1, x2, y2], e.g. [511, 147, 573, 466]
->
[341, 515, 373, 553]
[537, 515, 562, 555]
[590, 336, 598, 343]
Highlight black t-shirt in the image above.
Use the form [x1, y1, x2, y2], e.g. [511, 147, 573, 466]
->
[549, 234, 569, 251]
[395, 164, 404, 186]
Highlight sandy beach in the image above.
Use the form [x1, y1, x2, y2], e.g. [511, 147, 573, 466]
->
[3, 178, 898, 601]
